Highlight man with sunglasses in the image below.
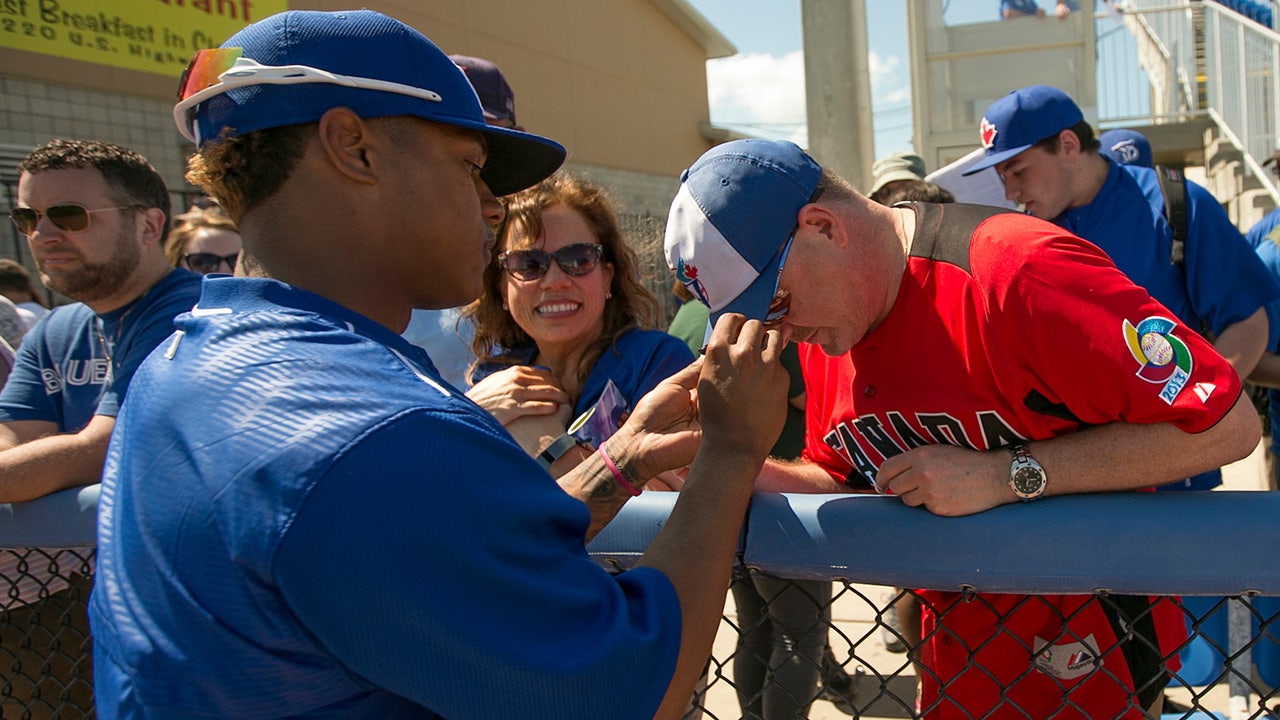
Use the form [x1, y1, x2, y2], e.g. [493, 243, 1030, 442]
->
[664, 138, 1261, 718]
[0, 139, 200, 504]
[91, 10, 788, 720]
[0, 138, 200, 717]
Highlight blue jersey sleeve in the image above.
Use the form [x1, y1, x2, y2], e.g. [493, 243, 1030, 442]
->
[1245, 208, 1280, 249]
[1183, 180, 1280, 335]
[274, 408, 681, 719]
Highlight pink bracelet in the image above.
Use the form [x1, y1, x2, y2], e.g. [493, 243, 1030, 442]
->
[599, 442, 641, 497]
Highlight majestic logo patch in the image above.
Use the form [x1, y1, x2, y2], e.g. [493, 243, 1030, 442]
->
[979, 117, 998, 149]
[675, 257, 711, 308]
[1033, 634, 1101, 681]
[1193, 383, 1216, 403]
[1123, 316, 1192, 405]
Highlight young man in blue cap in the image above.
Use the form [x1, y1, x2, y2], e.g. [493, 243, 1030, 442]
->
[963, 84, 1279, 490]
[91, 10, 789, 719]
[664, 137, 1259, 718]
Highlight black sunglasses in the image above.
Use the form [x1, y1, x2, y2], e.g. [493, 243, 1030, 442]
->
[498, 243, 604, 281]
[183, 252, 238, 275]
[9, 204, 141, 236]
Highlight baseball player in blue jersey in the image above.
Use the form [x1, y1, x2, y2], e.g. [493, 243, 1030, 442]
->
[965, 84, 1280, 489]
[90, 10, 788, 720]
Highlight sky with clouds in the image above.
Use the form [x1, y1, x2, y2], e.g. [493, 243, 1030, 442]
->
[687, 1, 918, 157]
[686, 1, 1034, 157]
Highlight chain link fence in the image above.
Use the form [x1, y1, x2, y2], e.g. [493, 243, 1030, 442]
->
[681, 579, 1280, 719]
[1, 548, 95, 719]
[4, 489, 1279, 720]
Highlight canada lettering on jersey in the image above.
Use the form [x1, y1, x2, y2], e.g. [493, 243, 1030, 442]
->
[40, 359, 111, 395]
[823, 409, 1023, 486]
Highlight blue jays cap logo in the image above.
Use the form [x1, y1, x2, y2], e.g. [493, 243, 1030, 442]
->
[1110, 139, 1140, 164]
[674, 257, 711, 308]
[1123, 316, 1192, 404]
[980, 117, 998, 149]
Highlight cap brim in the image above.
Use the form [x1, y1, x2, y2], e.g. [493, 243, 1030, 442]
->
[959, 143, 1033, 176]
[709, 243, 785, 326]
[479, 124, 566, 196]
[869, 168, 926, 195]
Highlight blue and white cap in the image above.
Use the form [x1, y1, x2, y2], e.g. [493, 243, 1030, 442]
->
[663, 139, 821, 324]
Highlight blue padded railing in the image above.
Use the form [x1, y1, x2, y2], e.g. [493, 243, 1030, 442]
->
[588, 490, 1280, 596]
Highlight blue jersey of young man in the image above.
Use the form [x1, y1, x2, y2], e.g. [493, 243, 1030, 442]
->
[0, 268, 200, 431]
[90, 277, 681, 720]
[1247, 215, 1280, 455]
[1052, 160, 1280, 489]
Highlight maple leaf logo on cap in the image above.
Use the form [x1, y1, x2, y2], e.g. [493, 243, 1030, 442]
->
[979, 117, 998, 149]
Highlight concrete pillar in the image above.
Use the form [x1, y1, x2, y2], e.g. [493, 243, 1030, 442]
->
[801, 0, 876, 191]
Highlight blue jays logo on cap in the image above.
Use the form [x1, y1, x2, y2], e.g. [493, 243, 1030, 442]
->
[1098, 128, 1153, 168]
[663, 139, 821, 325]
[961, 85, 1084, 176]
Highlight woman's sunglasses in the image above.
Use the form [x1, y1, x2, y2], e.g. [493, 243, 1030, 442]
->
[498, 243, 604, 281]
[9, 204, 140, 237]
[183, 252, 239, 275]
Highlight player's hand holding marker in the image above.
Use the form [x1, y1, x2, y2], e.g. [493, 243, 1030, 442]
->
[608, 314, 788, 484]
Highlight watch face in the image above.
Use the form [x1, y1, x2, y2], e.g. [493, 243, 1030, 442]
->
[1012, 466, 1045, 496]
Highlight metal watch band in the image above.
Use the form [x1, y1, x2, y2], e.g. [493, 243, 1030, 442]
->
[536, 433, 579, 470]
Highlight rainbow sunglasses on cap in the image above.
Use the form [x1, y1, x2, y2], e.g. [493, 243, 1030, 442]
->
[173, 47, 444, 144]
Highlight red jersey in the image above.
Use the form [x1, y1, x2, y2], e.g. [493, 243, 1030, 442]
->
[799, 203, 1236, 719]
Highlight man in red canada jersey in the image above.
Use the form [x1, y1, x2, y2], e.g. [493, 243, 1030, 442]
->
[663, 139, 1260, 719]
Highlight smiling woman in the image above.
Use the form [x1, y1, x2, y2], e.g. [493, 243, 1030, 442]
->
[464, 173, 694, 484]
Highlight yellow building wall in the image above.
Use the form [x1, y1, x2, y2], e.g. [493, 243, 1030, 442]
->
[0, 0, 717, 178]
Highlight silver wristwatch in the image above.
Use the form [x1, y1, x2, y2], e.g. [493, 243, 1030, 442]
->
[1008, 443, 1046, 501]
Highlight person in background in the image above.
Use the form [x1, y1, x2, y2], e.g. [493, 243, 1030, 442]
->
[1002, 0, 1080, 18]
[401, 53, 521, 388]
[730, 339, 859, 718]
[1002, 0, 1046, 18]
[666, 137, 1259, 719]
[1243, 149, 1280, 490]
[867, 151, 929, 206]
[92, 11, 788, 718]
[466, 172, 693, 486]
[1098, 128, 1154, 168]
[1, 138, 201, 719]
[0, 258, 50, 330]
[164, 205, 242, 275]
[964, 85, 1280, 491]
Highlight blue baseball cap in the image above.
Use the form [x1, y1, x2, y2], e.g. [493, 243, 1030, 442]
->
[663, 139, 821, 324]
[1098, 128, 1153, 168]
[176, 10, 564, 197]
[961, 85, 1085, 176]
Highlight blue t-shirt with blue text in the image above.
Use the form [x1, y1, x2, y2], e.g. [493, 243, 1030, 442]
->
[0, 268, 200, 431]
